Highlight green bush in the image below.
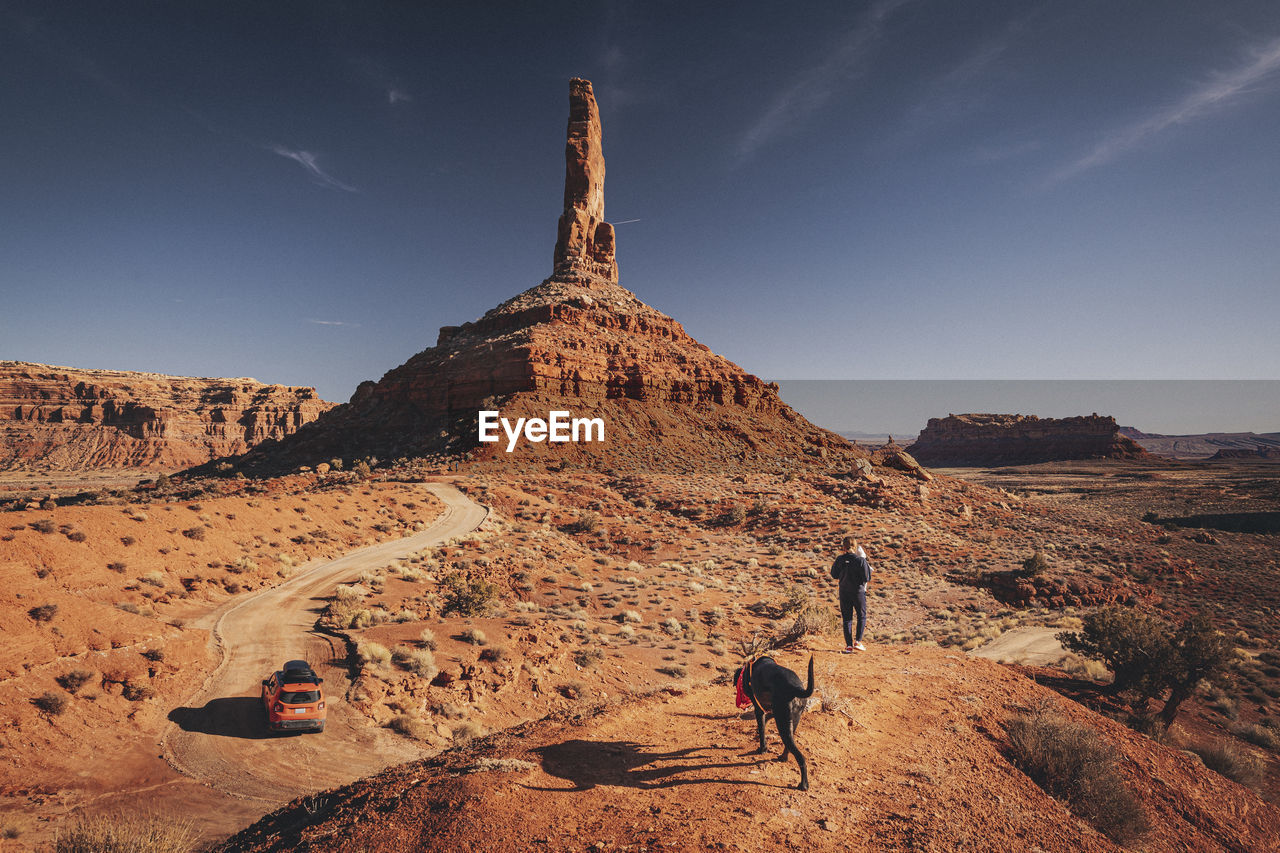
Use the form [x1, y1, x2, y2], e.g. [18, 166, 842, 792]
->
[442, 573, 496, 617]
[1059, 608, 1231, 729]
[1006, 707, 1147, 843]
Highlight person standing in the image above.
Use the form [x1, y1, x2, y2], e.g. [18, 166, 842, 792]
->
[830, 537, 872, 652]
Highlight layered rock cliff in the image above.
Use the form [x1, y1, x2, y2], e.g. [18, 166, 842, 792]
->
[909, 413, 1148, 467]
[234, 79, 858, 472]
[0, 362, 332, 471]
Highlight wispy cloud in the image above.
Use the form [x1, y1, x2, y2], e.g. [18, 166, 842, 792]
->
[307, 318, 359, 327]
[269, 146, 358, 192]
[1050, 35, 1280, 184]
[388, 87, 412, 105]
[733, 0, 911, 165]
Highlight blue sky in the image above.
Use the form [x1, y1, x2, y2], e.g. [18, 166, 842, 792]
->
[2, 2, 1278, 432]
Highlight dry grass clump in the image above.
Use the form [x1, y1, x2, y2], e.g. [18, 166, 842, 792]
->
[357, 641, 392, 669]
[392, 646, 439, 679]
[452, 721, 486, 744]
[418, 628, 438, 650]
[656, 664, 688, 678]
[460, 627, 488, 646]
[460, 757, 537, 774]
[54, 809, 201, 853]
[388, 714, 430, 740]
[479, 646, 507, 662]
[1229, 721, 1280, 751]
[1186, 738, 1264, 789]
[1005, 705, 1147, 843]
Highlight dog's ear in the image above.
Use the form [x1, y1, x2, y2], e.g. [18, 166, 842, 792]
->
[731, 666, 743, 684]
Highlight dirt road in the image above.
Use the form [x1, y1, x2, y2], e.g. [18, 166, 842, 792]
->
[162, 482, 487, 805]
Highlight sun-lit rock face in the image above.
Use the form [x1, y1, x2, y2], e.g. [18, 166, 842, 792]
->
[0, 361, 332, 470]
[552, 78, 617, 283]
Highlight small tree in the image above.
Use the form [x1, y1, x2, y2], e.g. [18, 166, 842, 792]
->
[1160, 612, 1232, 728]
[1060, 607, 1231, 729]
[441, 573, 496, 617]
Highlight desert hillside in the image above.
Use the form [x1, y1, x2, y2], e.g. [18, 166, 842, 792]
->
[222, 642, 1279, 853]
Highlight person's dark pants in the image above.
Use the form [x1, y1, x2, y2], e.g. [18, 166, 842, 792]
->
[840, 584, 867, 646]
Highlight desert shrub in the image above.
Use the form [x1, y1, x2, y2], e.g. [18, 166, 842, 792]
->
[460, 758, 537, 774]
[434, 701, 469, 719]
[1021, 550, 1050, 577]
[66, 529, 87, 542]
[419, 628, 438, 650]
[29, 604, 59, 622]
[31, 519, 56, 533]
[442, 573, 496, 617]
[711, 505, 747, 527]
[567, 511, 600, 534]
[620, 610, 642, 624]
[573, 648, 604, 669]
[1005, 707, 1147, 843]
[122, 683, 154, 702]
[56, 670, 94, 694]
[479, 646, 506, 662]
[54, 809, 200, 853]
[657, 664, 687, 678]
[181, 526, 205, 541]
[388, 714, 430, 739]
[116, 602, 141, 615]
[120, 536, 136, 546]
[1188, 739, 1264, 789]
[460, 627, 488, 646]
[661, 617, 683, 636]
[142, 648, 164, 662]
[139, 572, 166, 588]
[33, 691, 69, 715]
[357, 641, 392, 669]
[107, 562, 127, 573]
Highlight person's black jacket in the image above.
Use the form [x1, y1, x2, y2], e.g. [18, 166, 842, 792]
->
[830, 552, 872, 588]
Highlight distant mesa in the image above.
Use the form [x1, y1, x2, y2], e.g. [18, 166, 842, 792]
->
[909, 413, 1148, 467]
[0, 361, 332, 472]
[232, 78, 859, 473]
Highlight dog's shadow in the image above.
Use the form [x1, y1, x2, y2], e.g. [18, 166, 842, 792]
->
[530, 739, 783, 792]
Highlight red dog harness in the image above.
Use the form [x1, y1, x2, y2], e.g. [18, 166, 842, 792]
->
[735, 656, 765, 712]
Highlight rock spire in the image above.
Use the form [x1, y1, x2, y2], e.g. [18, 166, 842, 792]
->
[552, 78, 617, 282]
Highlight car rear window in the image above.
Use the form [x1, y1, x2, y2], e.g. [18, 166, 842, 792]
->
[280, 690, 320, 704]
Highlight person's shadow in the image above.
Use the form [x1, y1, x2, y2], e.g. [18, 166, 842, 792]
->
[168, 697, 279, 739]
[531, 739, 779, 791]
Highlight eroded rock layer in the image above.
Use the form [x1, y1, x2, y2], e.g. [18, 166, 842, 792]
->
[909, 413, 1148, 467]
[0, 362, 332, 471]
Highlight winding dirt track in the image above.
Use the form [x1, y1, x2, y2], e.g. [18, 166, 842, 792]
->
[161, 482, 487, 805]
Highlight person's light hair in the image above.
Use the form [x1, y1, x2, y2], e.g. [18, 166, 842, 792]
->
[843, 536, 857, 552]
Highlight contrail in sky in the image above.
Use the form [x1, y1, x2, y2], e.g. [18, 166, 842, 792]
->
[270, 146, 358, 192]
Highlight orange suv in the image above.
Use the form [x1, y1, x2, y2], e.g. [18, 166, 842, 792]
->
[261, 659, 326, 733]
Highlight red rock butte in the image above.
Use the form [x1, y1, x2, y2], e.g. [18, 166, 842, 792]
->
[235, 79, 861, 472]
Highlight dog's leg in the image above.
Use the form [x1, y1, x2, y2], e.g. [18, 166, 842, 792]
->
[753, 706, 768, 753]
[775, 707, 809, 791]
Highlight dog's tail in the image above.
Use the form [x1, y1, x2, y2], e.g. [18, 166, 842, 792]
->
[797, 656, 815, 698]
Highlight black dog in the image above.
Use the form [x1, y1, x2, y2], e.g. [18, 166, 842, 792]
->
[732, 655, 815, 790]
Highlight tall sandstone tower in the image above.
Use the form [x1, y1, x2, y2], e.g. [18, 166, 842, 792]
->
[228, 80, 859, 472]
[553, 79, 618, 282]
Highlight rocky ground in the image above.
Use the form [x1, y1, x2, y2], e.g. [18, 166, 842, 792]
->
[2, 457, 1278, 850]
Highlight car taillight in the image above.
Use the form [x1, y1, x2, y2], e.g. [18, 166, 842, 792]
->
[317, 701, 325, 710]
[274, 703, 284, 712]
